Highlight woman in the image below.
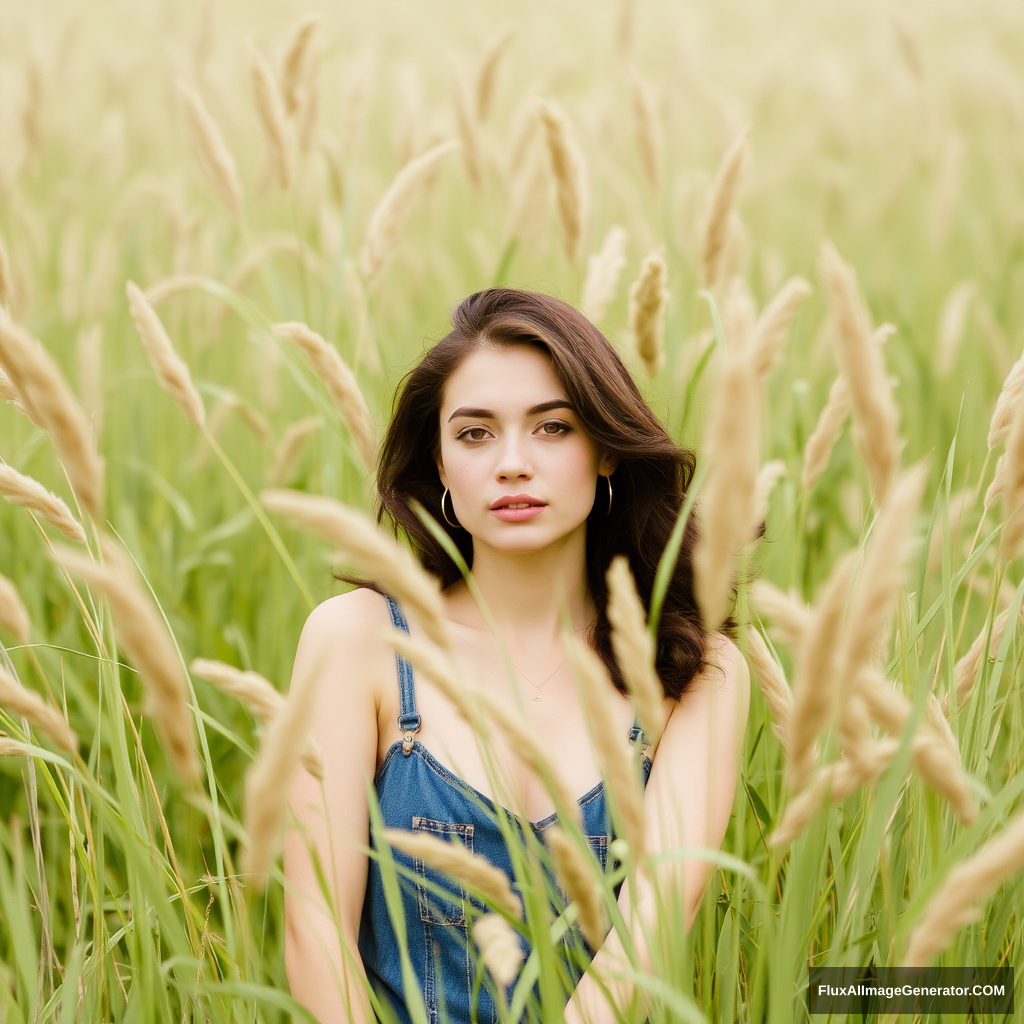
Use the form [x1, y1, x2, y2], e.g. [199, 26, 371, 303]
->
[283, 288, 750, 1024]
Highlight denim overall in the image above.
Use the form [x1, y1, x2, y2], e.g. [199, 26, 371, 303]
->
[357, 595, 654, 1024]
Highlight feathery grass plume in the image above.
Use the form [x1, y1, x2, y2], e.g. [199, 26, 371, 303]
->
[384, 829, 522, 917]
[605, 555, 666, 745]
[580, 225, 627, 323]
[0, 738, 34, 758]
[248, 41, 293, 190]
[750, 277, 812, 384]
[269, 416, 324, 487]
[744, 627, 790, 749]
[748, 580, 814, 649]
[143, 274, 209, 305]
[125, 282, 205, 427]
[926, 692, 961, 762]
[546, 825, 608, 949]
[189, 658, 323, 779]
[451, 63, 485, 190]
[273, 322, 375, 468]
[1, 361, 41, 428]
[627, 252, 669, 378]
[988, 347, 1024, 448]
[801, 372, 851, 491]
[0, 464, 87, 542]
[295, 35, 321, 153]
[947, 604, 1020, 712]
[785, 551, 857, 793]
[568, 636, 646, 865]
[176, 82, 243, 219]
[630, 68, 661, 195]
[985, 452, 1007, 512]
[0, 309, 104, 517]
[0, 666, 78, 753]
[769, 738, 900, 847]
[902, 808, 1024, 967]
[0, 232, 12, 310]
[818, 241, 901, 503]
[699, 125, 750, 290]
[358, 139, 461, 284]
[537, 97, 588, 264]
[76, 325, 102, 443]
[997, 389, 1024, 561]
[752, 460, 787, 535]
[242, 646, 325, 883]
[0, 572, 31, 645]
[280, 14, 319, 116]
[53, 539, 200, 782]
[692, 342, 759, 632]
[935, 281, 976, 376]
[475, 26, 514, 122]
[472, 913, 524, 990]
[261, 489, 452, 652]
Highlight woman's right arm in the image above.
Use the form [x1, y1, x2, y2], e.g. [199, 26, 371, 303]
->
[283, 590, 383, 1024]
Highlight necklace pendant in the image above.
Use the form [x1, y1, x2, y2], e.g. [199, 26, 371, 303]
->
[533, 692, 541, 701]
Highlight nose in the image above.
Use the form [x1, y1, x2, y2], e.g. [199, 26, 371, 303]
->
[494, 431, 533, 483]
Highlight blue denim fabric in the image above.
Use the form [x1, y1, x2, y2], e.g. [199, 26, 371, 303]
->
[358, 594, 654, 1024]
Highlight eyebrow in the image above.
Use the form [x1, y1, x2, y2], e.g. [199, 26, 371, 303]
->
[447, 400, 574, 423]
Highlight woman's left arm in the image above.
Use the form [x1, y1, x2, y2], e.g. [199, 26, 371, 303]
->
[564, 634, 751, 1024]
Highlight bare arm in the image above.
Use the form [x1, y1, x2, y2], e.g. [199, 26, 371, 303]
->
[564, 634, 751, 1024]
[283, 591, 384, 1024]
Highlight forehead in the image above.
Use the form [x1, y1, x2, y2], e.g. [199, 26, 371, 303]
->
[441, 345, 567, 410]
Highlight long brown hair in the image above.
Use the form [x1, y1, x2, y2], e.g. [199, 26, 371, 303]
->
[342, 287, 713, 701]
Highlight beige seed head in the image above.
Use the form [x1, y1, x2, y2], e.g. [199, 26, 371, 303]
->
[190, 657, 322, 779]
[452, 63, 485, 190]
[0, 464, 87, 542]
[273, 322, 376, 468]
[280, 15, 320, 116]
[269, 416, 324, 487]
[605, 555, 666, 746]
[988, 347, 1024, 449]
[474, 25, 515, 122]
[750, 277, 812, 384]
[902, 809, 1024, 967]
[744, 627, 790, 749]
[997, 390, 1024, 561]
[0, 738, 33, 758]
[818, 241, 900, 503]
[546, 826, 608, 949]
[935, 280, 976, 377]
[358, 139, 460, 284]
[53, 539, 200, 782]
[948, 604, 1019, 712]
[752, 460, 788, 536]
[627, 252, 669, 378]
[384, 828, 522, 917]
[699, 125, 750, 290]
[248, 41, 293, 190]
[630, 68, 662, 196]
[802, 373, 851, 492]
[0, 666, 77, 753]
[580, 225, 627, 323]
[472, 913, 524, 990]
[177, 82, 243, 219]
[748, 580, 814, 649]
[537, 97, 588, 264]
[0, 309, 104, 517]
[0, 233, 12, 310]
[125, 282, 205, 427]
[0, 572, 31, 645]
[261, 489, 451, 653]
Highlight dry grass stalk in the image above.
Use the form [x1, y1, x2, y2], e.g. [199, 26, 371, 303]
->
[270, 416, 324, 487]
[0, 666, 78, 753]
[630, 69, 661, 195]
[753, 460, 787, 534]
[273, 322, 375, 467]
[0, 464, 87, 543]
[0, 572, 31, 645]
[605, 555, 666, 745]
[0, 310, 104, 517]
[580, 226, 627, 323]
[546, 825, 608, 949]
[902, 808, 1024, 967]
[750, 277, 812, 384]
[358, 139, 461, 284]
[0, 738, 34, 758]
[248, 42, 293, 190]
[627, 252, 669, 377]
[125, 282, 205, 427]
[189, 657, 323, 779]
[280, 15, 320, 116]
[0, 233, 12, 310]
[0, 368, 39, 426]
[818, 242, 901, 503]
[472, 913, 524, 990]
[748, 580, 814, 649]
[261, 489, 452, 652]
[699, 126, 750, 290]
[475, 26, 514, 122]
[985, 451, 1007, 512]
[988, 348, 1024, 448]
[926, 692, 962, 762]
[452, 65, 485, 190]
[744, 627, 790, 749]
[568, 636, 646, 865]
[935, 281, 976, 376]
[295, 37, 321, 153]
[177, 82, 243, 219]
[538, 98, 588, 264]
[785, 551, 857, 792]
[77, 325, 103, 443]
[143, 274, 209, 305]
[53, 539, 200, 782]
[802, 373, 851, 491]
[948, 604, 1019, 712]
[242, 646, 325, 882]
[692, 346, 759, 632]
[384, 828, 522, 917]
[997, 389, 1024, 561]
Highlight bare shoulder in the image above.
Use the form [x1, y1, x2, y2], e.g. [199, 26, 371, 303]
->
[669, 632, 750, 720]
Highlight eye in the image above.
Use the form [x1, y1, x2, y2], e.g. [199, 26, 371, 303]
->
[456, 426, 491, 442]
[539, 421, 571, 436]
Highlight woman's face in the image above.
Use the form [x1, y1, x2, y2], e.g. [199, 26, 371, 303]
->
[435, 344, 617, 552]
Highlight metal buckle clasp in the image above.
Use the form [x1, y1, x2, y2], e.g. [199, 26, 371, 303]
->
[402, 730, 415, 755]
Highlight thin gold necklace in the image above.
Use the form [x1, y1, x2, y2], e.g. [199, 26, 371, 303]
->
[506, 652, 567, 701]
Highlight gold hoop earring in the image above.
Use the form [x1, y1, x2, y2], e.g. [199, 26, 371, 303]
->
[441, 487, 463, 529]
[605, 474, 613, 514]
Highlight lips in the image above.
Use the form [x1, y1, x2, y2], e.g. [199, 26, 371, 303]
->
[489, 493, 547, 510]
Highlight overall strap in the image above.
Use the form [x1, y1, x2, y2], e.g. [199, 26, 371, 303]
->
[629, 718, 653, 756]
[384, 594, 421, 754]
